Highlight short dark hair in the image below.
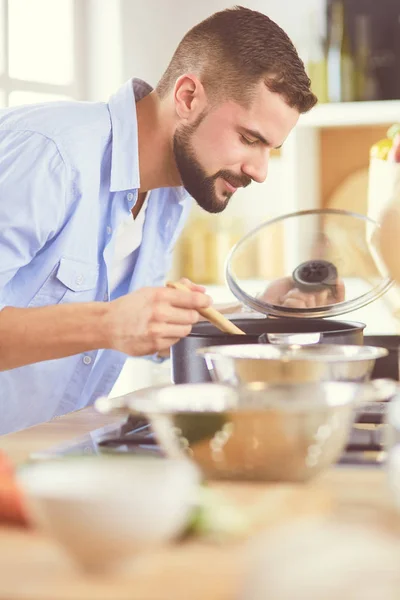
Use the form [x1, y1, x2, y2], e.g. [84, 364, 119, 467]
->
[156, 6, 317, 113]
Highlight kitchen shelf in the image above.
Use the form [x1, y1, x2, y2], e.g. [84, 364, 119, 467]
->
[299, 100, 400, 128]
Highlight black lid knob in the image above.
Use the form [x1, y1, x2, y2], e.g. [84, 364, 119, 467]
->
[292, 260, 338, 293]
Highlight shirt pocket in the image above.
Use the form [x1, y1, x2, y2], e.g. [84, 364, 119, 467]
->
[28, 257, 99, 308]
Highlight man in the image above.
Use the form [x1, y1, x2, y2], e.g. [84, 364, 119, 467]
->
[0, 6, 318, 433]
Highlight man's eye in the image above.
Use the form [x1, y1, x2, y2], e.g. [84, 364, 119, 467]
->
[240, 135, 257, 146]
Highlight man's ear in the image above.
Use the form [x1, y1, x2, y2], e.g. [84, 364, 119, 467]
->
[173, 74, 207, 123]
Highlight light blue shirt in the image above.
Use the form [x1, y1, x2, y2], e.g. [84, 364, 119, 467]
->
[0, 79, 192, 434]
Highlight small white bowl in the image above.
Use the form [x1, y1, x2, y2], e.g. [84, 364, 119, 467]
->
[18, 455, 200, 572]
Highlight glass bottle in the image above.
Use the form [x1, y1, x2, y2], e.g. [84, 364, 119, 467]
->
[306, 11, 328, 103]
[355, 14, 379, 101]
[326, 0, 355, 102]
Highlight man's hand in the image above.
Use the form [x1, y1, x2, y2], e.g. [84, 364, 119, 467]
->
[105, 283, 211, 356]
[0, 277, 210, 371]
[175, 277, 207, 294]
[259, 277, 345, 309]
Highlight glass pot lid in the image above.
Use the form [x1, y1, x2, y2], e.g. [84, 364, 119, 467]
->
[225, 208, 394, 318]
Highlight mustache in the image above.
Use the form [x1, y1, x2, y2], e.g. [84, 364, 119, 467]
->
[216, 170, 252, 189]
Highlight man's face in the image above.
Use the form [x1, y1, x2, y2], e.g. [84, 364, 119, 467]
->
[173, 80, 300, 213]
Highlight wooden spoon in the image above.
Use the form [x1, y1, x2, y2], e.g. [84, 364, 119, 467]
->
[166, 281, 246, 335]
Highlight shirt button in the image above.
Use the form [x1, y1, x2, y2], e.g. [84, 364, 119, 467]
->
[106, 226, 112, 235]
[83, 355, 92, 365]
[75, 274, 84, 286]
[127, 192, 134, 202]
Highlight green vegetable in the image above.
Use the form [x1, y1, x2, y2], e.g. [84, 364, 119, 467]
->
[387, 124, 400, 140]
[185, 486, 251, 541]
[173, 412, 227, 445]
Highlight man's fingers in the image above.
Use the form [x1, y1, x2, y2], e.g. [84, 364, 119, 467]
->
[335, 280, 345, 303]
[153, 304, 200, 325]
[281, 286, 340, 309]
[282, 298, 308, 309]
[179, 277, 206, 293]
[163, 288, 212, 310]
[282, 288, 317, 309]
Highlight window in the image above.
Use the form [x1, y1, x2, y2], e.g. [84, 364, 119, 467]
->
[0, 0, 86, 107]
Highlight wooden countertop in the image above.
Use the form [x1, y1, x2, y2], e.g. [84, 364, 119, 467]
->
[0, 407, 124, 466]
[0, 408, 397, 600]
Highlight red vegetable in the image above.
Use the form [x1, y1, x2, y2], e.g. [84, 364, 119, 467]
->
[0, 451, 29, 526]
[389, 133, 400, 163]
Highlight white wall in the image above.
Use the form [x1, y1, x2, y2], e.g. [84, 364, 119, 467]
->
[85, 0, 327, 100]
[85, 0, 124, 101]
[118, 0, 326, 87]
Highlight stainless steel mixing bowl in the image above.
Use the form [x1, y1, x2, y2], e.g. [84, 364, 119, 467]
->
[197, 344, 388, 385]
[95, 381, 367, 483]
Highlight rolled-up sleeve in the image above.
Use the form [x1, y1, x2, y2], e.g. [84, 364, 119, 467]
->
[0, 130, 67, 308]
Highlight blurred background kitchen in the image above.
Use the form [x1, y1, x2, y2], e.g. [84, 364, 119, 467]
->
[1, 0, 399, 393]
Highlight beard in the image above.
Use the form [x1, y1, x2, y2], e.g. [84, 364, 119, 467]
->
[173, 116, 251, 214]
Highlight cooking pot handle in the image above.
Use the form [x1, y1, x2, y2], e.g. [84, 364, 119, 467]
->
[258, 332, 322, 345]
[355, 379, 398, 404]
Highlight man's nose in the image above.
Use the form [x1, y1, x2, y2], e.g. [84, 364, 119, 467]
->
[242, 150, 270, 184]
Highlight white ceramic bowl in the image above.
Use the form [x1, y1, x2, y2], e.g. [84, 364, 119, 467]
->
[18, 455, 200, 571]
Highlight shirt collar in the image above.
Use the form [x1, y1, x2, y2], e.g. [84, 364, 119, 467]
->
[107, 78, 190, 207]
[108, 78, 152, 192]
[174, 185, 191, 204]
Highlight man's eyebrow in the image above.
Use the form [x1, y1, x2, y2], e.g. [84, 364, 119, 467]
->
[242, 128, 282, 149]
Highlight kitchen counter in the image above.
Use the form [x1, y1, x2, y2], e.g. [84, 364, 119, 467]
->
[0, 407, 124, 466]
[0, 408, 398, 600]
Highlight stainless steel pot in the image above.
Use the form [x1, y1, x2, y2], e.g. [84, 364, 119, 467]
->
[171, 209, 395, 384]
[171, 318, 365, 384]
[364, 335, 400, 380]
[197, 343, 388, 385]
